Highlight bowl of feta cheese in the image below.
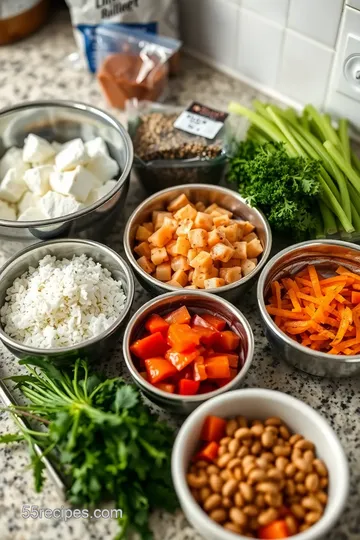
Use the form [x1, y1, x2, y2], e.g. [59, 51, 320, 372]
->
[0, 238, 134, 364]
[0, 100, 133, 256]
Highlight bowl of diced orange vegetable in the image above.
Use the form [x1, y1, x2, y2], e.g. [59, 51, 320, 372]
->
[257, 239, 360, 378]
[123, 184, 272, 301]
[122, 290, 254, 413]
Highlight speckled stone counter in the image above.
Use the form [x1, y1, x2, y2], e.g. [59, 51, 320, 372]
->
[0, 11, 359, 540]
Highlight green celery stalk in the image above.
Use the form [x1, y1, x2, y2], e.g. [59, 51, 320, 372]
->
[228, 102, 286, 145]
[347, 182, 360, 215]
[351, 203, 360, 232]
[305, 105, 339, 145]
[352, 150, 360, 175]
[266, 106, 303, 157]
[252, 100, 272, 121]
[338, 118, 351, 163]
[319, 200, 337, 235]
[318, 175, 354, 233]
[324, 140, 360, 195]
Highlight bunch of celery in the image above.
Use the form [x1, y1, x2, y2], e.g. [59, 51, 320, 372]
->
[228, 101, 360, 238]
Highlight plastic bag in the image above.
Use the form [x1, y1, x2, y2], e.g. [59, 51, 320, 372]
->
[96, 26, 181, 108]
[65, 0, 179, 73]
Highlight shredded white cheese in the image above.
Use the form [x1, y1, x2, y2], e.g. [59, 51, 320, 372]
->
[0, 254, 127, 349]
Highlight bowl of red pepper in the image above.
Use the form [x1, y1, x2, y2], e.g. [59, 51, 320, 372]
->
[122, 290, 254, 414]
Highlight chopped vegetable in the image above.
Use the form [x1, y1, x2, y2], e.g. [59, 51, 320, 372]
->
[258, 520, 289, 539]
[130, 331, 168, 360]
[164, 305, 191, 325]
[145, 357, 178, 384]
[195, 441, 219, 462]
[145, 313, 169, 334]
[201, 415, 227, 442]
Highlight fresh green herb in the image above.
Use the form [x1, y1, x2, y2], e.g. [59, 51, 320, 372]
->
[0, 358, 178, 540]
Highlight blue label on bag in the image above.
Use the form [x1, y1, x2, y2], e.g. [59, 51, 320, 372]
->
[77, 22, 158, 73]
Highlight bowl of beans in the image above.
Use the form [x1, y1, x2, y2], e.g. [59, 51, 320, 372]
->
[122, 290, 254, 414]
[172, 388, 349, 540]
[123, 184, 272, 302]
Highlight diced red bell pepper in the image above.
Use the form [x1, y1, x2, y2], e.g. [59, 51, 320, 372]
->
[193, 360, 207, 381]
[214, 330, 240, 351]
[139, 371, 148, 380]
[351, 291, 360, 304]
[178, 379, 200, 395]
[198, 382, 217, 394]
[145, 314, 169, 334]
[216, 368, 238, 387]
[192, 326, 219, 346]
[130, 332, 168, 360]
[165, 306, 191, 325]
[207, 352, 239, 368]
[205, 356, 230, 379]
[154, 382, 176, 394]
[165, 349, 199, 371]
[167, 324, 200, 353]
[194, 441, 219, 462]
[144, 357, 178, 384]
[258, 520, 289, 539]
[201, 415, 227, 442]
[202, 313, 226, 331]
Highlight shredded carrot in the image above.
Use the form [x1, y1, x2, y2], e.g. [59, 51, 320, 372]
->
[308, 265, 322, 297]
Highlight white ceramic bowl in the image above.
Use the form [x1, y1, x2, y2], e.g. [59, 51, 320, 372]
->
[172, 389, 349, 540]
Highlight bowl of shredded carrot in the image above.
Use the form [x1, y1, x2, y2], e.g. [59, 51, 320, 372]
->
[257, 239, 360, 378]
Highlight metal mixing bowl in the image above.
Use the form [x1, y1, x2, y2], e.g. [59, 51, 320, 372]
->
[123, 184, 272, 302]
[0, 100, 133, 257]
[0, 239, 135, 365]
[122, 290, 254, 414]
[257, 239, 360, 378]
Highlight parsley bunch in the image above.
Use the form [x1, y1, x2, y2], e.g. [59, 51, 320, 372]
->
[0, 359, 178, 540]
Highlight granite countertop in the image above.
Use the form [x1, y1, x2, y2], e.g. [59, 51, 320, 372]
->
[0, 11, 359, 540]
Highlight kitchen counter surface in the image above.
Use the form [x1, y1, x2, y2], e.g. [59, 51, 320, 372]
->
[0, 11, 359, 540]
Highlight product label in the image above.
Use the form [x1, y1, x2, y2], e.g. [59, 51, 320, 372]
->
[0, 0, 39, 20]
[174, 102, 228, 140]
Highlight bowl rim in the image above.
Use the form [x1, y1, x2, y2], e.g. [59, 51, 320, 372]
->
[0, 238, 135, 353]
[0, 99, 133, 228]
[123, 183, 272, 294]
[122, 290, 254, 402]
[257, 238, 360, 364]
[171, 388, 349, 540]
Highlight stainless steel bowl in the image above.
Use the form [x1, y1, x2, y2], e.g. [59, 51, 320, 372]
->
[123, 184, 272, 302]
[257, 239, 360, 378]
[0, 100, 133, 257]
[0, 239, 135, 365]
[122, 290, 254, 414]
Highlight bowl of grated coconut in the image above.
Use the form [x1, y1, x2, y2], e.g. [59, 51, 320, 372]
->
[0, 238, 134, 364]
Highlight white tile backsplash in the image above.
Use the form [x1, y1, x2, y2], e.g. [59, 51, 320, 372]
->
[288, 0, 344, 48]
[240, 0, 289, 26]
[276, 30, 334, 107]
[237, 8, 284, 86]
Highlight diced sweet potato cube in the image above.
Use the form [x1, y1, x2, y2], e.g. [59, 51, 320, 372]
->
[188, 269, 194, 282]
[166, 279, 183, 288]
[134, 242, 151, 258]
[137, 256, 155, 274]
[219, 267, 242, 284]
[136, 225, 151, 242]
[148, 226, 174, 248]
[171, 255, 191, 272]
[176, 219, 193, 236]
[195, 201, 206, 212]
[210, 243, 235, 263]
[213, 214, 230, 227]
[172, 269, 188, 287]
[175, 236, 190, 256]
[174, 204, 197, 221]
[249, 257, 258, 264]
[208, 265, 219, 278]
[204, 277, 226, 289]
[194, 212, 213, 231]
[221, 258, 242, 268]
[192, 268, 207, 289]
[156, 262, 172, 282]
[204, 203, 219, 214]
[153, 211, 173, 230]
[213, 206, 233, 217]
[243, 232, 257, 243]
[185, 284, 198, 289]
[143, 222, 154, 233]
[241, 259, 256, 276]
[190, 251, 213, 270]
[188, 229, 208, 248]
[151, 247, 169, 266]
[239, 221, 255, 235]
[163, 216, 178, 233]
[246, 238, 263, 258]
[220, 223, 239, 243]
[166, 240, 178, 257]
[167, 194, 190, 212]
[233, 241, 248, 260]
[187, 248, 200, 262]
[207, 228, 226, 247]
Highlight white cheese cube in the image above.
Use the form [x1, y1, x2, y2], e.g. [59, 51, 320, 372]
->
[39, 192, 83, 219]
[17, 206, 48, 221]
[86, 155, 119, 184]
[18, 191, 41, 214]
[85, 137, 109, 158]
[52, 141, 63, 153]
[55, 138, 89, 171]
[0, 168, 27, 202]
[24, 165, 52, 195]
[49, 166, 99, 202]
[85, 180, 117, 206]
[0, 200, 16, 220]
[0, 147, 22, 178]
[23, 134, 55, 164]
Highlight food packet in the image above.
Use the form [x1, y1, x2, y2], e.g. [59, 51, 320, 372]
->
[96, 26, 181, 109]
